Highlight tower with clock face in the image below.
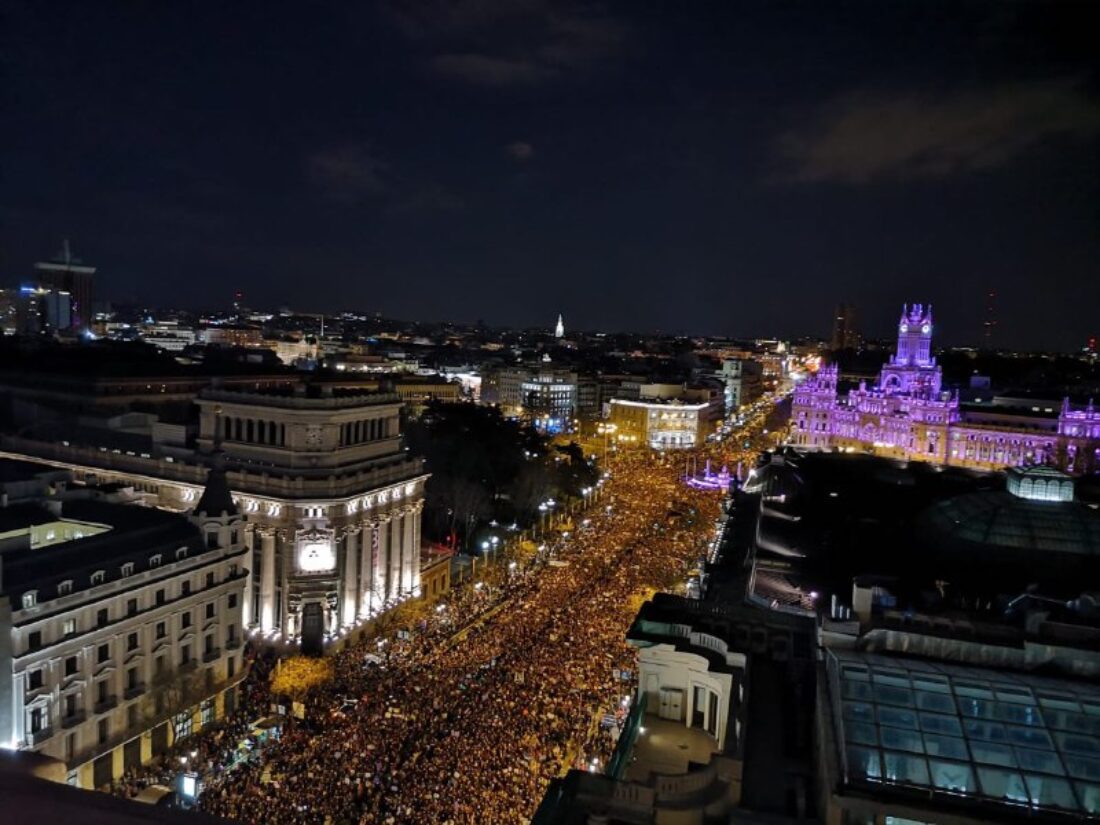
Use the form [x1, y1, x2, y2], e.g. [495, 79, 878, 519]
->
[879, 303, 941, 397]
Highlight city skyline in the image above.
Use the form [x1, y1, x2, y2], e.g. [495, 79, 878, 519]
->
[2, 1, 1098, 349]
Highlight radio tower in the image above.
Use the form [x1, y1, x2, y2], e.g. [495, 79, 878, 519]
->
[982, 289, 997, 348]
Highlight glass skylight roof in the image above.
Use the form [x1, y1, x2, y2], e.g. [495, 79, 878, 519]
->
[830, 651, 1100, 816]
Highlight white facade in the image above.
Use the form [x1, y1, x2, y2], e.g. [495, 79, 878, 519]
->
[1, 495, 247, 789]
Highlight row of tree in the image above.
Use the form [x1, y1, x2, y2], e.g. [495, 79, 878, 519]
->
[404, 402, 599, 550]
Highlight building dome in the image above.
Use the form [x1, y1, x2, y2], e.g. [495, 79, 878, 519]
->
[920, 490, 1100, 559]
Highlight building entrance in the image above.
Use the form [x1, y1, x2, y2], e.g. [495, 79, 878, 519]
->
[301, 601, 324, 655]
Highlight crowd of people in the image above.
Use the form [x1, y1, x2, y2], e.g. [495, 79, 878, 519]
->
[192, 442, 736, 825]
[100, 416, 772, 824]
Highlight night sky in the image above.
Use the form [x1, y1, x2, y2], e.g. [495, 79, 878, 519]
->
[2, 1, 1098, 348]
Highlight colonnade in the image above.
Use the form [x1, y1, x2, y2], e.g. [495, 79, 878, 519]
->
[245, 500, 424, 638]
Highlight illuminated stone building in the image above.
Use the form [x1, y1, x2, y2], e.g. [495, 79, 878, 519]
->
[0, 386, 427, 651]
[791, 304, 1100, 474]
[0, 462, 247, 789]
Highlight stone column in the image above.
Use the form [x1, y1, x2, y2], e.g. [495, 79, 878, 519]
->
[402, 505, 416, 595]
[259, 529, 276, 633]
[410, 501, 424, 596]
[388, 512, 402, 600]
[241, 527, 255, 628]
[377, 514, 393, 605]
[342, 528, 358, 627]
[359, 520, 374, 619]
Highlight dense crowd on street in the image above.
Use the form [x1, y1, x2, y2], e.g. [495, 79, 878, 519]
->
[193, 444, 734, 825]
[106, 412, 775, 824]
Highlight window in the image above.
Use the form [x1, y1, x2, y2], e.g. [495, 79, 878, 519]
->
[206, 532, 218, 550]
[155, 589, 166, 606]
[182, 611, 192, 629]
[178, 547, 190, 560]
[181, 581, 191, 597]
[127, 598, 138, 617]
[228, 593, 238, 609]
[97, 608, 109, 628]
[204, 634, 214, 654]
[155, 656, 166, 675]
[120, 562, 134, 577]
[62, 617, 76, 636]
[181, 645, 191, 665]
[22, 592, 36, 609]
[58, 580, 73, 596]
[29, 669, 43, 690]
[205, 603, 215, 620]
[97, 718, 109, 745]
[28, 631, 42, 652]
[228, 656, 236, 679]
[127, 667, 139, 690]
[90, 571, 105, 586]
[149, 554, 161, 568]
[174, 711, 192, 741]
[155, 621, 166, 639]
[65, 656, 78, 677]
[30, 707, 44, 734]
[64, 694, 76, 718]
[97, 644, 109, 664]
[127, 705, 139, 728]
[206, 572, 215, 588]
[127, 632, 139, 652]
[97, 680, 108, 704]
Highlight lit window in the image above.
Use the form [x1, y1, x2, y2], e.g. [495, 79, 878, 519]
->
[22, 591, 37, 609]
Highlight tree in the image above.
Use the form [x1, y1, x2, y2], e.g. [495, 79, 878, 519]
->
[270, 656, 334, 701]
[142, 665, 208, 727]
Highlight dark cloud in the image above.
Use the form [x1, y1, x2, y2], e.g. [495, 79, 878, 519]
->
[383, 0, 630, 86]
[431, 53, 557, 87]
[306, 144, 389, 202]
[505, 140, 535, 161]
[779, 78, 1100, 184]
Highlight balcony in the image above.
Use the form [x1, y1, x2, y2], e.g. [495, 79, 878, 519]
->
[94, 696, 118, 714]
[27, 727, 54, 746]
[225, 637, 241, 651]
[202, 647, 221, 663]
[123, 683, 146, 700]
[61, 711, 86, 729]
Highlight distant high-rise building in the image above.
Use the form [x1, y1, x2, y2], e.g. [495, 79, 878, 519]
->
[33, 239, 95, 332]
[554, 313, 565, 338]
[830, 303, 859, 350]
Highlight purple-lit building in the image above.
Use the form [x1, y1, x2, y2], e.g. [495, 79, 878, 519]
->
[791, 303, 1100, 474]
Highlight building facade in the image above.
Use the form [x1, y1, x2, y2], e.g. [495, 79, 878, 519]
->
[0, 386, 428, 651]
[497, 367, 578, 433]
[791, 304, 1100, 474]
[607, 397, 723, 450]
[718, 359, 763, 413]
[0, 469, 247, 790]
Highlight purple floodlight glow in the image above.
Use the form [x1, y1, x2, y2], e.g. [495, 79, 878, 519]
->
[789, 303, 1099, 475]
[684, 460, 732, 491]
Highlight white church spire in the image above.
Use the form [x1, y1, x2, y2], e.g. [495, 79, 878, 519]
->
[554, 313, 564, 338]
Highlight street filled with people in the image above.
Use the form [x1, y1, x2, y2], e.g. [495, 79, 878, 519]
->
[166, 404, 781, 823]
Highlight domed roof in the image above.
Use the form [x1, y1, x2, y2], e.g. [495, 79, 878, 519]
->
[920, 491, 1100, 557]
